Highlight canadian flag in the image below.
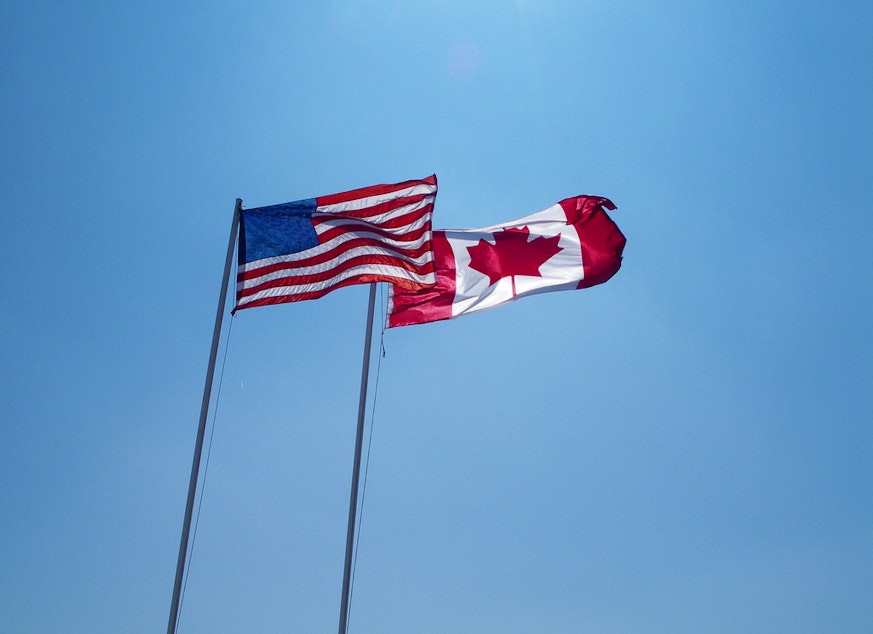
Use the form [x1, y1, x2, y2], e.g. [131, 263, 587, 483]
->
[387, 195, 625, 327]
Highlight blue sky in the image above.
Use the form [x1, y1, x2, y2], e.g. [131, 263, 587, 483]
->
[1, 1, 871, 632]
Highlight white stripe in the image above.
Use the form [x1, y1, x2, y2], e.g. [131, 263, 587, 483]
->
[240, 244, 434, 289]
[315, 184, 436, 215]
[237, 264, 436, 307]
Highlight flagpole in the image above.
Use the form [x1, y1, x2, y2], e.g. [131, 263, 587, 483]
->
[166, 198, 242, 634]
[338, 282, 377, 634]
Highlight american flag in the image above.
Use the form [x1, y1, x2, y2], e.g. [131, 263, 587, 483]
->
[234, 175, 437, 311]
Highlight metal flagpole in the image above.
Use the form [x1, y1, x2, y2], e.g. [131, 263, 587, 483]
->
[167, 198, 242, 634]
[338, 282, 378, 634]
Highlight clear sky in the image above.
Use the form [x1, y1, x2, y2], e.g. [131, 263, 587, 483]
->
[1, 1, 871, 632]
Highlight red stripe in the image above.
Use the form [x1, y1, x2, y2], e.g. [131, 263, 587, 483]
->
[316, 175, 437, 207]
[238, 256, 436, 299]
[238, 237, 433, 283]
[387, 231, 456, 327]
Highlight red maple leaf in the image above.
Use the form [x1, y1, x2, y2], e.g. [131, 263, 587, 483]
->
[467, 226, 563, 297]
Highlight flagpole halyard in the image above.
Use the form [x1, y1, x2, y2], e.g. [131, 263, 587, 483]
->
[166, 198, 242, 634]
[338, 282, 377, 634]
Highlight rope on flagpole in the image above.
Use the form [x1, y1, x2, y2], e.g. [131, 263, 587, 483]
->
[176, 313, 236, 631]
[347, 285, 389, 628]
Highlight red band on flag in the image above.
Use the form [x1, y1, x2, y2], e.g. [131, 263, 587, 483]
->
[558, 196, 626, 289]
[386, 231, 456, 327]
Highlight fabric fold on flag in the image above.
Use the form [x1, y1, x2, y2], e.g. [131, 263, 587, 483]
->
[386, 195, 625, 327]
[235, 175, 437, 312]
